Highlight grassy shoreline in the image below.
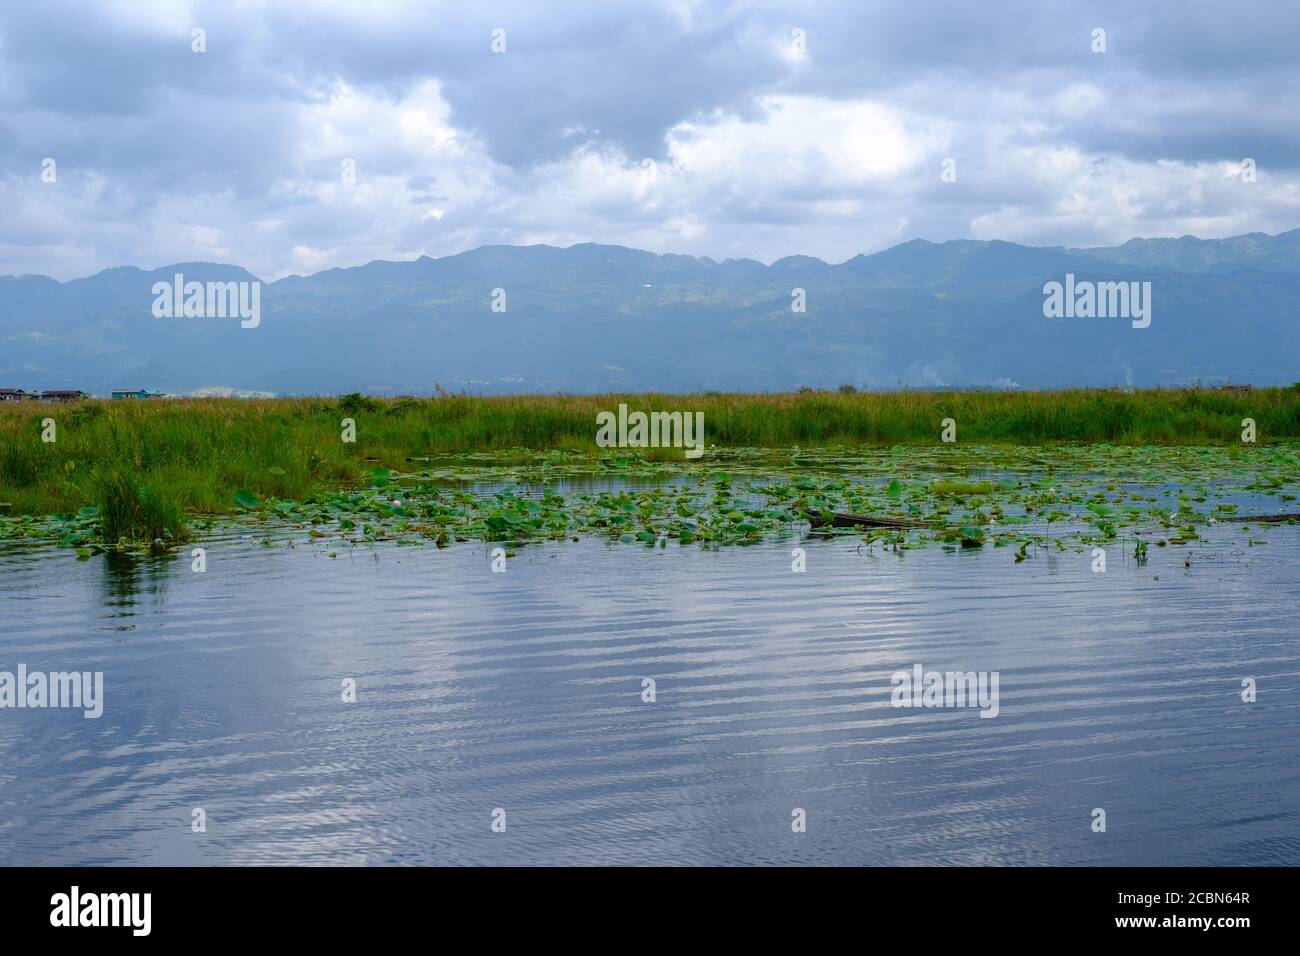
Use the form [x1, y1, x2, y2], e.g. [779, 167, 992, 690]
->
[2, 388, 1298, 530]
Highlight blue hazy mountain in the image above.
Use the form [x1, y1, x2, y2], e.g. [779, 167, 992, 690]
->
[2, 231, 1298, 394]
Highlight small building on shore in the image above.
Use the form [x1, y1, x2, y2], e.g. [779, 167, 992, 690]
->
[38, 389, 89, 402]
[111, 388, 167, 400]
[0, 388, 33, 402]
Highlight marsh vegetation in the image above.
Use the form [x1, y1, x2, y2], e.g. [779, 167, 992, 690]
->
[1, 389, 1298, 552]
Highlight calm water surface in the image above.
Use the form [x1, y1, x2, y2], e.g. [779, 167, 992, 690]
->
[1, 524, 1298, 865]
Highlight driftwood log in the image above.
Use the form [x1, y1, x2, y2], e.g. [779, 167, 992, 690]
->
[808, 511, 933, 530]
[811, 511, 1299, 530]
[1218, 513, 1300, 523]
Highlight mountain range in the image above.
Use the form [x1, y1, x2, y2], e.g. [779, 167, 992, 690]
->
[3, 229, 1299, 395]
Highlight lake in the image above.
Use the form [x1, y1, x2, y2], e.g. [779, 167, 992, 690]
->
[1, 520, 1298, 865]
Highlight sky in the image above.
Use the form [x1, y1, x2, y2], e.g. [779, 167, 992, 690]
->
[1, 0, 1298, 281]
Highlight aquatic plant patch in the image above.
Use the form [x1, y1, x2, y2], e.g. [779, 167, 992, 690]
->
[6, 444, 1297, 560]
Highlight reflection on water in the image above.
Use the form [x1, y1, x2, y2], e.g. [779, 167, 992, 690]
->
[1, 524, 1298, 866]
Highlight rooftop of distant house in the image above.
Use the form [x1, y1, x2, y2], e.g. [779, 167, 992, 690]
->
[1, 388, 88, 400]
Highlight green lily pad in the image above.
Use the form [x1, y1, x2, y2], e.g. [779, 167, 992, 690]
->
[233, 489, 261, 510]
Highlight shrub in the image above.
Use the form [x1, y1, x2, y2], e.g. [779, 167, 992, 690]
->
[337, 392, 380, 415]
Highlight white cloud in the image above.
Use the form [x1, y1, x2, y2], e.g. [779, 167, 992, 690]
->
[969, 148, 1300, 247]
[667, 96, 921, 191]
[1, 0, 1298, 279]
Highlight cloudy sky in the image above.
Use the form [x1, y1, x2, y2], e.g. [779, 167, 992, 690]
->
[2, 0, 1298, 280]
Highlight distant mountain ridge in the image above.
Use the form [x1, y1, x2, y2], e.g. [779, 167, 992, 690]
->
[3, 229, 1299, 394]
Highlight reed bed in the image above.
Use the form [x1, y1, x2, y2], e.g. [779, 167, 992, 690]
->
[2, 387, 1297, 518]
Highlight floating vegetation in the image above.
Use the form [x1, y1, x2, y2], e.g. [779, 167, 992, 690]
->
[7, 471, 189, 555]
[6, 443, 1295, 559]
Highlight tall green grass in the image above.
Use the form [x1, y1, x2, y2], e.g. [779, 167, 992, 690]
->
[1, 387, 1298, 519]
[92, 469, 189, 544]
